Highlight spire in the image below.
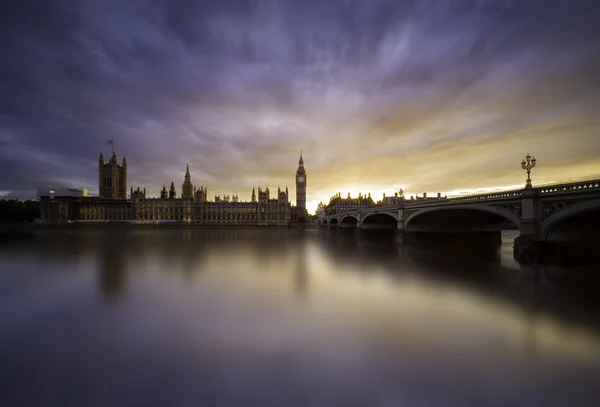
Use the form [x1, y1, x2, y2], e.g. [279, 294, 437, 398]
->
[122, 155, 127, 166]
[169, 181, 176, 199]
[299, 151, 304, 166]
[99, 151, 104, 163]
[185, 163, 190, 177]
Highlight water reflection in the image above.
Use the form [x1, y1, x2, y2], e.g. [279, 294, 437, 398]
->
[0, 227, 599, 406]
[294, 231, 308, 298]
[98, 234, 127, 299]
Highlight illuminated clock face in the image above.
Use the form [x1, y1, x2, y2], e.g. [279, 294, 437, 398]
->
[297, 176, 305, 183]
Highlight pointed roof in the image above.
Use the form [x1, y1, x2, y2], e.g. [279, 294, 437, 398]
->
[185, 163, 190, 175]
[299, 151, 304, 165]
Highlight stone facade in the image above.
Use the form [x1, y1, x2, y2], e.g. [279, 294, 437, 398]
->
[39, 150, 304, 225]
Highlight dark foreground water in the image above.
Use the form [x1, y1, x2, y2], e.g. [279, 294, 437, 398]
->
[1, 227, 599, 407]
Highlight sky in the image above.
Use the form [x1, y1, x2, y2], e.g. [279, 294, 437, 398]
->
[1, 0, 599, 213]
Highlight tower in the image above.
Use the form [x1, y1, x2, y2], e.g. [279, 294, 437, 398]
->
[122, 155, 127, 199]
[98, 148, 127, 199]
[295, 152, 307, 221]
[169, 181, 176, 199]
[181, 163, 194, 199]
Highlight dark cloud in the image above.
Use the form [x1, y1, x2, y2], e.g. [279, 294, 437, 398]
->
[1, 0, 599, 209]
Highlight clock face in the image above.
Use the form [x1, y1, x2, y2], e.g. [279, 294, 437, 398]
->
[297, 176, 305, 183]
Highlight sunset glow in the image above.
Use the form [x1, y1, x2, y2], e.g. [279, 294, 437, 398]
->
[1, 1, 599, 213]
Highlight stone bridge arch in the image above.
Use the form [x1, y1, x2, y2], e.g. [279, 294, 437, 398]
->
[540, 198, 600, 240]
[404, 204, 521, 231]
[359, 212, 398, 227]
[340, 215, 359, 224]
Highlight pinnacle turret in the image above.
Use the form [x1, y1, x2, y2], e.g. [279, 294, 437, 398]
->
[169, 181, 176, 199]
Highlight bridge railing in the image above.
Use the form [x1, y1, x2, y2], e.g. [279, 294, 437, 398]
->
[536, 179, 600, 195]
[404, 190, 522, 205]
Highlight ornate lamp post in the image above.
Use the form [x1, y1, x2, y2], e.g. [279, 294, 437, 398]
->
[521, 153, 537, 188]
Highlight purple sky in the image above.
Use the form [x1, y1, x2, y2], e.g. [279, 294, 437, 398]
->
[1, 0, 599, 212]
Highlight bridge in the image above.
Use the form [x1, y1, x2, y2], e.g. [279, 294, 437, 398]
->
[316, 179, 600, 259]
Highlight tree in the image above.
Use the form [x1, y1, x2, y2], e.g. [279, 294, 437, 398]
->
[0, 200, 41, 222]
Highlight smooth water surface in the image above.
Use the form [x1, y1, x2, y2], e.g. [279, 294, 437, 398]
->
[1, 228, 599, 406]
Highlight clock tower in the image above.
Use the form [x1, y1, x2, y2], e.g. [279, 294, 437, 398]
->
[295, 152, 307, 220]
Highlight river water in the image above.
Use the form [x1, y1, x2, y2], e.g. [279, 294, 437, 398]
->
[1, 227, 599, 406]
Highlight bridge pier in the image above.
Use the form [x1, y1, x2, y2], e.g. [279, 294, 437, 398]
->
[514, 188, 544, 262]
[395, 210, 405, 244]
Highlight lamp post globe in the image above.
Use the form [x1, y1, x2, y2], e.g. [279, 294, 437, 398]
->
[521, 153, 537, 189]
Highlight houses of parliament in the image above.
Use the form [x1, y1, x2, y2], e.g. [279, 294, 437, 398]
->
[38, 148, 308, 225]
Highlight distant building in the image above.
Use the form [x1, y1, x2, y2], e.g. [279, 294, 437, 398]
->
[324, 192, 376, 215]
[37, 186, 87, 198]
[381, 189, 404, 205]
[39, 150, 306, 225]
[315, 202, 326, 217]
[37, 186, 88, 223]
[408, 192, 447, 201]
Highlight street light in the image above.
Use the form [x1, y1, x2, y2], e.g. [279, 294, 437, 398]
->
[521, 153, 537, 188]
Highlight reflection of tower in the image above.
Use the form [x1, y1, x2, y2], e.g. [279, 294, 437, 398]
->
[295, 152, 307, 222]
[98, 235, 127, 299]
[294, 231, 308, 298]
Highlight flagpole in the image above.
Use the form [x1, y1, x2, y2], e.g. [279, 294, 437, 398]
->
[106, 139, 116, 153]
